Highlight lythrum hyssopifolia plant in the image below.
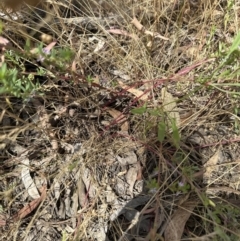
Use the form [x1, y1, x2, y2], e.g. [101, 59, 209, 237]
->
[131, 104, 180, 147]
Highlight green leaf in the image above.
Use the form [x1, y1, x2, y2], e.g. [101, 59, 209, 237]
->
[229, 31, 240, 54]
[157, 121, 166, 142]
[0, 21, 3, 33]
[148, 109, 160, 116]
[61, 230, 67, 241]
[86, 75, 93, 84]
[24, 39, 31, 52]
[146, 178, 159, 190]
[0, 63, 7, 79]
[221, 32, 240, 66]
[0, 87, 5, 94]
[131, 104, 147, 115]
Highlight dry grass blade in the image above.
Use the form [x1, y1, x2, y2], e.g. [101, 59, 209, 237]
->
[164, 200, 198, 241]
[131, 17, 169, 40]
[107, 29, 137, 40]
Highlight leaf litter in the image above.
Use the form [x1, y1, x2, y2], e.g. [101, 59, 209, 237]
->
[1, 1, 240, 241]
[164, 199, 198, 241]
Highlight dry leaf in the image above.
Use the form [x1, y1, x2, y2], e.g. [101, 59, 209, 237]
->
[212, 10, 224, 17]
[94, 39, 105, 52]
[118, 80, 149, 101]
[0, 219, 6, 227]
[117, 170, 127, 176]
[185, 46, 199, 58]
[0, 212, 6, 227]
[71, 192, 79, 216]
[53, 180, 60, 199]
[112, 70, 131, 81]
[21, 156, 40, 199]
[64, 189, 72, 217]
[51, 139, 58, 150]
[203, 149, 222, 185]
[89, 36, 106, 53]
[14, 185, 46, 220]
[58, 200, 66, 219]
[77, 177, 88, 208]
[81, 167, 96, 199]
[161, 87, 181, 129]
[105, 185, 117, 203]
[116, 151, 138, 165]
[125, 164, 138, 196]
[164, 200, 197, 241]
[65, 225, 75, 233]
[89, 36, 105, 52]
[106, 108, 129, 132]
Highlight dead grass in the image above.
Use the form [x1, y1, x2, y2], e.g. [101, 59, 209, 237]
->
[0, 0, 240, 240]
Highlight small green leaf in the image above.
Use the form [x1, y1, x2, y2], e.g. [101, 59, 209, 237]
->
[220, 32, 240, 67]
[0, 21, 3, 33]
[24, 39, 31, 52]
[157, 121, 166, 142]
[146, 178, 159, 190]
[131, 104, 147, 115]
[61, 230, 67, 241]
[0, 63, 7, 79]
[148, 109, 160, 116]
[229, 31, 240, 54]
[86, 75, 93, 84]
[0, 87, 5, 94]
